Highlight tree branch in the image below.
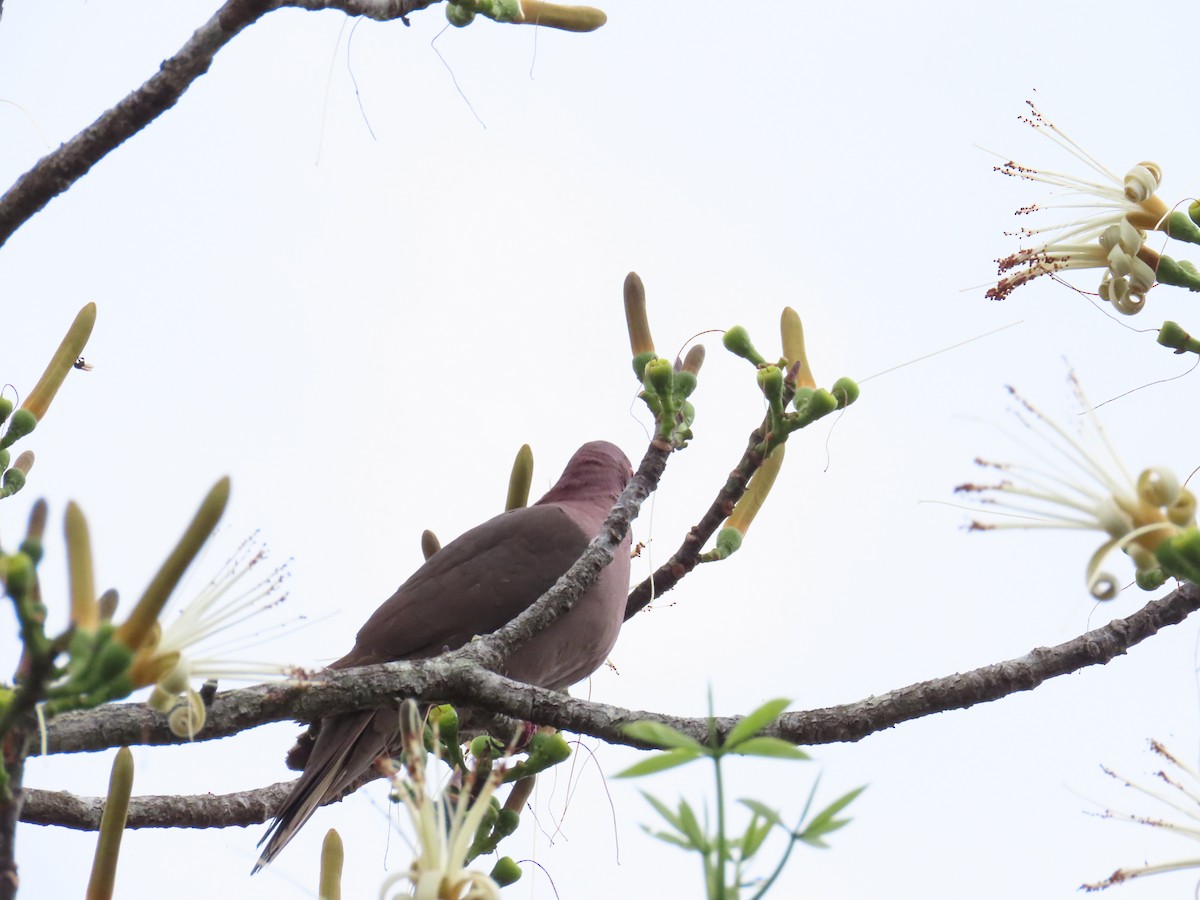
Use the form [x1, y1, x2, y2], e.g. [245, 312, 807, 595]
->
[24, 581, 1200, 835]
[0, 0, 440, 249]
[465, 441, 669, 672]
[625, 422, 766, 619]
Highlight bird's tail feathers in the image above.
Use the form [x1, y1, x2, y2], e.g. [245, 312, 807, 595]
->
[251, 710, 378, 873]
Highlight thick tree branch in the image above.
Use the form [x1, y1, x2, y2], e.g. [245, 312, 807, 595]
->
[0, 0, 439, 249]
[24, 581, 1200, 836]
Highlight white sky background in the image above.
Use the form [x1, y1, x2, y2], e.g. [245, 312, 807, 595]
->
[5, 1, 1200, 897]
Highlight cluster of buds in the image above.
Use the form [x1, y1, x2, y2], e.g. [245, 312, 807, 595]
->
[380, 701, 573, 899]
[705, 310, 858, 563]
[624, 272, 703, 449]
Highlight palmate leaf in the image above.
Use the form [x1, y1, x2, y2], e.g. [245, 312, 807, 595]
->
[624, 719, 706, 752]
[723, 697, 791, 750]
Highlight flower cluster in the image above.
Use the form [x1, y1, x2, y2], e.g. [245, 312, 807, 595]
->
[988, 101, 1200, 312]
[126, 533, 295, 738]
[1083, 741, 1200, 892]
[379, 703, 505, 900]
[956, 379, 1195, 600]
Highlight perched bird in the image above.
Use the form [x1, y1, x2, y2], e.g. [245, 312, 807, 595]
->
[254, 440, 633, 871]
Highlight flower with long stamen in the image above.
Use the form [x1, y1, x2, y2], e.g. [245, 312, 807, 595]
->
[127, 533, 296, 738]
[955, 380, 1196, 600]
[987, 101, 1181, 310]
[1082, 740, 1200, 892]
[379, 703, 504, 900]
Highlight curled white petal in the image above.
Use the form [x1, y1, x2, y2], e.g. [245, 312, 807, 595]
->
[1124, 162, 1163, 202]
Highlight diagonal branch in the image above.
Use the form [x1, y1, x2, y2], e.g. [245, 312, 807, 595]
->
[624, 421, 767, 619]
[0, 0, 439, 249]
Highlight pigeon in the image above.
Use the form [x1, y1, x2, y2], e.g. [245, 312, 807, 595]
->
[253, 440, 633, 871]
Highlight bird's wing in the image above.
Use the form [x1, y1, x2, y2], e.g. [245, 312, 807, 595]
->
[333, 504, 588, 669]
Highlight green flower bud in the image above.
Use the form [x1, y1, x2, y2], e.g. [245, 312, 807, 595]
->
[1158, 321, 1200, 354]
[0, 408, 37, 451]
[490, 856, 523, 887]
[681, 400, 695, 428]
[1166, 210, 1200, 245]
[20, 498, 47, 563]
[632, 351, 657, 381]
[722, 326, 766, 367]
[0, 449, 8, 472]
[470, 735, 493, 760]
[1190, 199, 1200, 228]
[0, 397, 11, 427]
[4, 551, 34, 599]
[1156, 254, 1200, 292]
[674, 370, 698, 399]
[1156, 528, 1200, 585]
[644, 357, 674, 398]
[2, 467, 25, 497]
[446, 3, 476, 26]
[493, 807, 520, 839]
[1135, 566, 1167, 592]
[831, 377, 860, 408]
[792, 386, 814, 414]
[714, 525, 744, 559]
[796, 388, 838, 424]
[92, 638, 135, 686]
[527, 731, 572, 767]
[756, 365, 784, 406]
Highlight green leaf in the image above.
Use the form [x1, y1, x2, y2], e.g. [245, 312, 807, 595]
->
[623, 720, 706, 752]
[723, 698, 791, 750]
[798, 785, 866, 847]
[640, 825, 695, 851]
[615, 748, 702, 778]
[738, 798, 784, 828]
[729, 736, 810, 760]
[740, 815, 775, 859]
[676, 798, 709, 852]
[640, 791, 685, 833]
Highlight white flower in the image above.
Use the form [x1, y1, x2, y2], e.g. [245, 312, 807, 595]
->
[988, 101, 1169, 311]
[1082, 741, 1200, 892]
[379, 704, 504, 900]
[955, 378, 1195, 600]
[128, 533, 296, 738]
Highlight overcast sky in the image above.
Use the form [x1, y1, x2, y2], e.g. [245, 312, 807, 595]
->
[5, 2, 1200, 898]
